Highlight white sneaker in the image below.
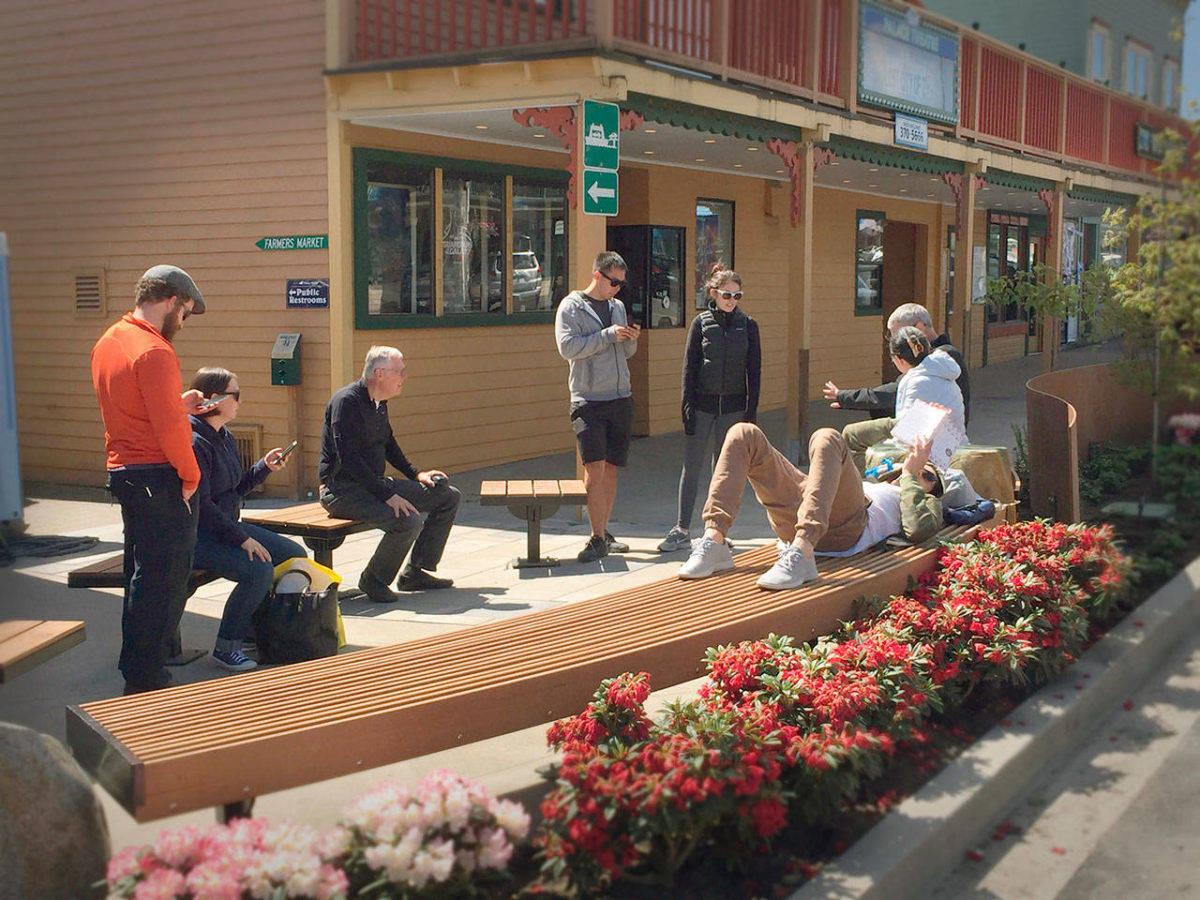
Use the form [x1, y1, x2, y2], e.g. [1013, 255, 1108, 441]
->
[756, 544, 819, 590]
[678, 537, 735, 580]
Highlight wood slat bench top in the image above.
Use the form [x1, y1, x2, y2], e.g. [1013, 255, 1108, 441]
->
[1, 619, 85, 683]
[68, 524, 977, 821]
[479, 479, 588, 504]
[67, 552, 218, 592]
[240, 502, 361, 533]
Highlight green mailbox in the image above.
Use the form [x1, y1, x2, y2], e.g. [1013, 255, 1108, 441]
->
[270, 333, 301, 386]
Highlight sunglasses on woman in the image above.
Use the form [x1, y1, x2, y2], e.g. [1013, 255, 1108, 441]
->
[717, 290, 743, 300]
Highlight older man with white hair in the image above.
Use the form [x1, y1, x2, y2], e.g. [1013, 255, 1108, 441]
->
[822, 303, 970, 471]
[319, 346, 460, 603]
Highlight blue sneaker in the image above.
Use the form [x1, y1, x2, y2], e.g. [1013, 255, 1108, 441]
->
[212, 640, 257, 672]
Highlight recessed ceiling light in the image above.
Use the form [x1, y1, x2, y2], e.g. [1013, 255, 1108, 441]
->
[704, 138, 716, 144]
[830, 161, 839, 166]
[695, 158, 705, 162]
[899, 172, 909, 177]
[644, 128, 657, 133]
[900, 188, 909, 192]
[1007, 191, 1015, 195]
[869, 167, 879, 172]
[533, 133, 545, 138]
[930, 176, 939, 181]
[776, 168, 785, 173]
[644, 150, 655, 155]
[926, 193, 935, 198]
[746, 146, 759, 151]
[475, 124, 488, 130]
[868, 183, 877, 187]
[734, 163, 743, 168]
[842, 178, 851, 183]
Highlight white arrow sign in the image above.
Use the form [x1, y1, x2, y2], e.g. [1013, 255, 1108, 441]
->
[587, 181, 616, 202]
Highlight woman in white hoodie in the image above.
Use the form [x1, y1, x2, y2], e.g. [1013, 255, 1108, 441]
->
[891, 326, 966, 434]
[843, 326, 966, 471]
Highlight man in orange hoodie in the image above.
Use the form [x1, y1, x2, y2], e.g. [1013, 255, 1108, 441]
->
[92, 265, 209, 694]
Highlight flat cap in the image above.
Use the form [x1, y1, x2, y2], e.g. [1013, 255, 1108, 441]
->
[139, 264, 205, 314]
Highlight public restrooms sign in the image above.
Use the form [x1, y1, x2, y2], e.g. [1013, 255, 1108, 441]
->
[859, 1, 959, 126]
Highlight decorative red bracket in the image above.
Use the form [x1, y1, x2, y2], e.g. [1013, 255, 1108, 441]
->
[766, 139, 836, 226]
[1036, 188, 1057, 214]
[514, 106, 578, 206]
[512, 107, 643, 209]
[940, 172, 986, 203]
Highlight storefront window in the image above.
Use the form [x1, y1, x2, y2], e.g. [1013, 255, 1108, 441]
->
[365, 165, 433, 316]
[513, 182, 567, 311]
[355, 148, 568, 328]
[695, 199, 734, 309]
[855, 211, 885, 313]
[442, 175, 504, 315]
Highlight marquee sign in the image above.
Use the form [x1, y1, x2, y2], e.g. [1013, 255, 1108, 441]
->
[859, 1, 959, 126]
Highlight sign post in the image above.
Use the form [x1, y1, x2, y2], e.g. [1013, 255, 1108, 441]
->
[582, 100, 620, 217]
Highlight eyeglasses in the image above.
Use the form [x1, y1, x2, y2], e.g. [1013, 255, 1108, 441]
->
[600, 272, 627, 289]
[717, 290, 744, 300]
[211, 391, 240, 402]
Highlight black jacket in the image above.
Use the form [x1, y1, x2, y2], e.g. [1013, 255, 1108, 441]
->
[319, 379, 418, 500]
[682, 305, 762, 433]
[835, 332, 971, 426]
[190, 415, 271, 546]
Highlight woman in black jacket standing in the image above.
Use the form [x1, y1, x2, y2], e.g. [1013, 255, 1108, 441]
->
[189, 367, 306, 671]
[658, 265, 762, 552]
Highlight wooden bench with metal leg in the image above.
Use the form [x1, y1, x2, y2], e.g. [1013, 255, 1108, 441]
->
[479, 479, 588, 568]
[64, 520, 991, 823]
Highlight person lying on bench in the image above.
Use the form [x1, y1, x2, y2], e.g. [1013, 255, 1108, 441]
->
[319, 346, 461, 603]
[678, 424, 943, 590]
[190, 367, 306, 671]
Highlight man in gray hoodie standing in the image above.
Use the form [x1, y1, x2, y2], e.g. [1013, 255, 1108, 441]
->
[555, 250, 641, 562]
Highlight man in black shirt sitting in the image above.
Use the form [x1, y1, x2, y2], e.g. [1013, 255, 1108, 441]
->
[319, 346, 460, 602]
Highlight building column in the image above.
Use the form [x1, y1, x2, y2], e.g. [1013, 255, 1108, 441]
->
[1039, 181, 1067, 373]
[768, 131, 825, 463]
[327, 112, 355, 390]
[948, 166, 982, 357]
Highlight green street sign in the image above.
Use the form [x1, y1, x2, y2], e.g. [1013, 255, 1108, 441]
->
[255, 234, 328, 251]
[583, 169, 618, 216]
[582, 100, 620, 171]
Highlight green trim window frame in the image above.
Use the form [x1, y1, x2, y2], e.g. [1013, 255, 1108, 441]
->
[353, 147, 569, 329]
[855, 210, 886, 316]
[695, 198, 735, 310]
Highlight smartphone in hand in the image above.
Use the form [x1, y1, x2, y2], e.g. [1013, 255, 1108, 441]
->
[278, 440, 299, 461]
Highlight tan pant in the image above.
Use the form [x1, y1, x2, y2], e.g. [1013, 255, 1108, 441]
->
[842, 417, 897, 473]
[703, 424, 869, 552]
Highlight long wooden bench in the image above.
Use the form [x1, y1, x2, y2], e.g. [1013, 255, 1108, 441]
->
[67, 553, 219, 593]
[65, 523, 982, 822]
[1, 619, 85, 683]
[479, 479, 588, 567]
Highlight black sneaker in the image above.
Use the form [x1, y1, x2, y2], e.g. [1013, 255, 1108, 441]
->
[358, 571, 399, 603]
[577, 534, 608, 563]
[605, 532, 630, 553]
[397, 569, 454, 591]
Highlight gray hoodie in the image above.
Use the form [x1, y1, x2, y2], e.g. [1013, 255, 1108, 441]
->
[554, 291, 637, 402]
[895, 349, 966, 434]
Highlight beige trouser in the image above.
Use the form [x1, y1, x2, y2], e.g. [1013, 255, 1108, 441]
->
[703, 424, 869, 553]
[842, 417, 897, 473]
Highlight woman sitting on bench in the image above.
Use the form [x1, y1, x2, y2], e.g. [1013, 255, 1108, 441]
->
[190, 367, 306, 671]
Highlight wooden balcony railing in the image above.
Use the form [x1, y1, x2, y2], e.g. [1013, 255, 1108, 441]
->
[351, 0, 1186, 181]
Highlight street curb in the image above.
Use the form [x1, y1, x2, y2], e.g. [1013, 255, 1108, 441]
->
[793, 553, 1200, 900]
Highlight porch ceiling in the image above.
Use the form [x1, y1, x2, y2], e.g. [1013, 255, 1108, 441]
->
[349, 106, 1127, 220]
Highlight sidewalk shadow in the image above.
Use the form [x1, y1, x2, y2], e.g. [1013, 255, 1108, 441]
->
[338, 586, 522, 618]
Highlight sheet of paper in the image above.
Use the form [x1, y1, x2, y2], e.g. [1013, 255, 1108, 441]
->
[890, 400, 966, 470]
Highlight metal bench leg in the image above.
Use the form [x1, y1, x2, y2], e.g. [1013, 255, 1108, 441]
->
[302, 536, 343, 570]
[217, 797, 255, 823]
[510, 503, 561, 568]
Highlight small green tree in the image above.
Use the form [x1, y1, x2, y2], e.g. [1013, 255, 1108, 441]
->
[1102, 123, 1200, 481]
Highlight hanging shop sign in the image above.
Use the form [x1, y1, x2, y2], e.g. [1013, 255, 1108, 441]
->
[859, 1, 959, 126]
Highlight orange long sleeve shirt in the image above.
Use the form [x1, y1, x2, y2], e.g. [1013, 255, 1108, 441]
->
[91, 313, 201, 492]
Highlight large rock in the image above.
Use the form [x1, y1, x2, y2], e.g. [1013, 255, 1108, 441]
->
[0, 722, 110, 899]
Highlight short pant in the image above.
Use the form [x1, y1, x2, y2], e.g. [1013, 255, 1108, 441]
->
[570, 397, 634, 466]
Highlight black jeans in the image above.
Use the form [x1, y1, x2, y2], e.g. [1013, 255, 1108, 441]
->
[321, 476, 460, 585]
[106, 465, 198, 688]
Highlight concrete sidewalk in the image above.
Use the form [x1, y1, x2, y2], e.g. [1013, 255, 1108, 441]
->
[0, 341, 1120, 853]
